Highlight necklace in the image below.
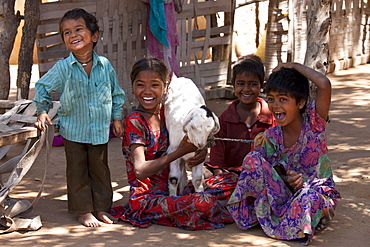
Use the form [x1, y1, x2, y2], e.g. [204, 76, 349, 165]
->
[134, 109, 160, 116]
[77, 57, 93, 67]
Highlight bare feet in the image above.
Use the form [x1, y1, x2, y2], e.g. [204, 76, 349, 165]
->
[78, 213, 103, 227]
[315, 217, 327, 232]
[96, 211, 118, 224]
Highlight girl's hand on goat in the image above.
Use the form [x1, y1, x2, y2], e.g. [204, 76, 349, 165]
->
[187, 148, 207, 168]
[177, 135, 198, 156]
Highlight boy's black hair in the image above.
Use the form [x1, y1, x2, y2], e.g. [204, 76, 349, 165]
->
[265, 68, 309, 113]
[59, 8, 99, 48]
[130, 57, 168, 85]
[231, 54, 265, 86]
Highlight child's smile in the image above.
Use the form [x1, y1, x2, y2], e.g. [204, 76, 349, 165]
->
[267, 91, 303, 128]
[234, 72, 262, 106]
[274, 111, 286, 120]
[61, 18, 98, 53]
[133, 70, 165, 113]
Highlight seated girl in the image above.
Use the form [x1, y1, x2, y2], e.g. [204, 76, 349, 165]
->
[110, 57, 238, 230]
[226, 62, 341, 245]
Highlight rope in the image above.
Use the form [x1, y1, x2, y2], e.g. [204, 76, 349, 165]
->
[214, 137, 254, 143]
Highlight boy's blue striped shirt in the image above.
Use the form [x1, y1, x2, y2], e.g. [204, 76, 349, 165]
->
[34, 52, 126, 145]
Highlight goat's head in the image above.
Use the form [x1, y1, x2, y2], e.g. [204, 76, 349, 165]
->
[183, 105, 220, 148]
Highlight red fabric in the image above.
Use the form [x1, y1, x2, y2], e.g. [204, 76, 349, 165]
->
[110, 111, 238, 230]
[208, 98, 276, 173]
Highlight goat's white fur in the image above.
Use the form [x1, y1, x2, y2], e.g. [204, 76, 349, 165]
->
[164, 77, 220, 196]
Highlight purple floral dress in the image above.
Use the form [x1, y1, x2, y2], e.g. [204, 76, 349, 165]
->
[226, 101, 341, 244]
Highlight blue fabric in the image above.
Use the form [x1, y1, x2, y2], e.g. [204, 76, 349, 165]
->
[149, 0, 169, 47]
[34, 52, 126, 145]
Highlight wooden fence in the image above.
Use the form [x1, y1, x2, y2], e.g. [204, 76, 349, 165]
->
[36, 0, 370, 115]
[36, 0, 235, 114]
[238, 0, 370, 73]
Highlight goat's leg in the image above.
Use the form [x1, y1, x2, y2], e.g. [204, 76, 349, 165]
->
[168, 158, 182, 196]
[178, 159, 188, 195]
[191, 163, 205, 192]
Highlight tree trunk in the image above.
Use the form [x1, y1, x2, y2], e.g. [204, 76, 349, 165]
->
[0, 0, 21, 100]
[264, 0, 286, 78]
[303, 0, 332, 99]
[16, 0, 40, 100]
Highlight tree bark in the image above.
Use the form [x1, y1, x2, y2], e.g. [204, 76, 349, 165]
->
[0, 0, 21, 100]
[264, 0, 286, 78]
[16, 0, 40, 100]
[304, 0, 332, 99]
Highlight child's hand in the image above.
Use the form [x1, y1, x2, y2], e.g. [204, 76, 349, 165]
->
[272, 62, 295, 72]
[286, 170, 303, 191]
[178, 135, 198, 155]
[34, 113, 52, 131]
[187, 148, 207, 168]
[112, 120, 123, 137]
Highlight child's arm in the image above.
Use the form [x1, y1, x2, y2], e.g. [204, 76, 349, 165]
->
[33, 64, 62, 131]
[131, 136, 198, 180]
[109, 67, 126, 123]
[273, 62, 331, 120]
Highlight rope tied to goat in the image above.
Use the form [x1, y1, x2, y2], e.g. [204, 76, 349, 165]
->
[214, 137, 254, 143]
[204, 135, 254, 151]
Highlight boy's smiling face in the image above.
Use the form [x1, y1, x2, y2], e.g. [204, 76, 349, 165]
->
[233, 72, 263, 106]
[61, 17, 98, 53]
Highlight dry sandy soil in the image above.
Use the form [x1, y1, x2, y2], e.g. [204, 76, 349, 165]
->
[1, 64, 370, 246]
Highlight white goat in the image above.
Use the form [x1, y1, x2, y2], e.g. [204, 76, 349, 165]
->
[164, 77, 220, 196]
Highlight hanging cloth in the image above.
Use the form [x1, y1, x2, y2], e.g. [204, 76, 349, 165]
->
[149, 0, 169, 47]
[143, 0, 180, 77]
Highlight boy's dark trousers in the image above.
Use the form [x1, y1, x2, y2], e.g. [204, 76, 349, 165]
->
[63, 139, 113, 214]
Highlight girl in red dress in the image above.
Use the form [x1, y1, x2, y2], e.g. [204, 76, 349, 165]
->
[110, 58, 238, 230]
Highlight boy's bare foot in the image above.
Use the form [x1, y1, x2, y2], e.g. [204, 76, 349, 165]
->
[78, 212, 103, 227]
[96, 211, 118, 224]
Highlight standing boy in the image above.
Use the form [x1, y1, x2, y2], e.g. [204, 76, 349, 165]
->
[34, 8, 125, 227]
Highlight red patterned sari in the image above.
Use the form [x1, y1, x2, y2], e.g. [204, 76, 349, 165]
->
[110, 111, 238, 230]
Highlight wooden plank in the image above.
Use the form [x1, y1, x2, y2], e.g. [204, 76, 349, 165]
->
[0, 145, 12, 160]
[39, 61, 60, 73]
[0, 104, 22, 123]
[192, 26, 231, 39]
[177, 1, 231, 19]
[37, 49, 69, 61]
[9, 114, 37, 124]
[0, 100, 15, 109]
[37, 22, 59, 35]
[36, 33, 63, 48]
[201, 15, 211, 63]
[191, 36, 231, 49]
[40, 3, 96, 21]
[0, 127, 38, 147]
[0, 122, 12, 132]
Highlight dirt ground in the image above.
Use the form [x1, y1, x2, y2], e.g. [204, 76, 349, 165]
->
[1, 64, 370, 246]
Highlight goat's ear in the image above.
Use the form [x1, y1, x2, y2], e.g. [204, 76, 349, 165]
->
[183, 109, 193, 132]
[211, 112, 220, 134]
